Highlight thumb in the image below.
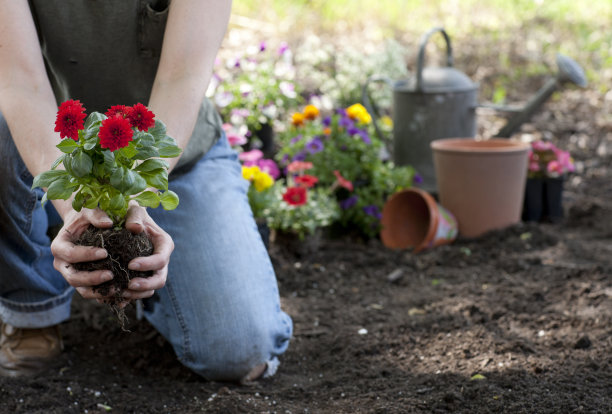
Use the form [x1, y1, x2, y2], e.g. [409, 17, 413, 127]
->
[89, 208, 114, 228]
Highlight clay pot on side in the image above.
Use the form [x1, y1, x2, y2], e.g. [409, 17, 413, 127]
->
[431, 138, 530, 238]
[380, 188, 458, 252]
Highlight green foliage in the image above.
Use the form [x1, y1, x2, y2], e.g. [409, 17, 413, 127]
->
[33, 112, 181, 227]
[264, 184, 340, 239]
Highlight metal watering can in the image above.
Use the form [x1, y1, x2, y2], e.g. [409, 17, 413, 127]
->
[363, 27, 587, 192]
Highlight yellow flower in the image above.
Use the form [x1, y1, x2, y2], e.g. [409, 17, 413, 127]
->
[381, 115, 393, 129]
[241, 165, 260, 181]
[346, 103, 372, 124]
[253, 170, 274, 192]
[291, 112, 305, 126]
[303, 104, 319, 120]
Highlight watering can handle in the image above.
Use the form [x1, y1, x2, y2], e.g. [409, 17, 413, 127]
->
[416, 27, 454, 92]
[361, 75, 394, 145]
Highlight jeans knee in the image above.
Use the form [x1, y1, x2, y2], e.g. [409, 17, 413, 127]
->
[179, 317, 286, 382]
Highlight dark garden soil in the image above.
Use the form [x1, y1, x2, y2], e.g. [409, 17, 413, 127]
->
[1, 33, 611, 414]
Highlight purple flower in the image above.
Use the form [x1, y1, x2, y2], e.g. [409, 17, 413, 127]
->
[278, 41, 289, 55]
[363, 205, 382, 220]
[340, 195, 358, 210]
[256, 159, 280, 180]
[280, 153, 290, 166]
[322, 116, 332, 127]
[259, 41, 267, 52]
[339, 115, 354, 129]
[306, 137, 324, 154]
[347, 126, 360, 135]
[292, 151, 307, 162]
[358, 130, 371, 145]
[290, 134, 303, 145]
[413, 173, 423, 185]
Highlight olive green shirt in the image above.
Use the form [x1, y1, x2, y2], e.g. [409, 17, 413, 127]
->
[29, 0, 222, 172]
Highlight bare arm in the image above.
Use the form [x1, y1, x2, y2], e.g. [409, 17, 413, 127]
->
[148, 0, 232, 172]
[0, 0, 74, 219]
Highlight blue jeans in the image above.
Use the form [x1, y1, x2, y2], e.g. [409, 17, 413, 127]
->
[0, 113, 292, 381]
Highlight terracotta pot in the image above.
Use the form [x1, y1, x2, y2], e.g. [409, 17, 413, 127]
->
[431, 138, 530, 238]
[380, 188, 458, 252]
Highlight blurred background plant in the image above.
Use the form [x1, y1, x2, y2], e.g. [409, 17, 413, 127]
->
[208, 40, 303, 154]
[276, 103, 416, 238]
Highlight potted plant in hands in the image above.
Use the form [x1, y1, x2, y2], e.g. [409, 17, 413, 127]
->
[523, 140, 575, 222]
[32, 99, 181, 322]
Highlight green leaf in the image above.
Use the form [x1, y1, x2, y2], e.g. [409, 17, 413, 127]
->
[40, 191, 48, 207]
[46, 178, 76, 200]
[50, 154, 65, 170]
[83, 139, 97, 151]
[133, 191, 161, 208]
[135, 159, 168, 172]
[119, 143, 139, 159]
[158, 145, 182, 158]
[110, 167, 127, 190]
[83, 112, 105, 130]
[470, 374, 486, 381]
[141, 169, 168, 190]
[109, 194, 127, 211]
[134, 147, 159, 160]
[32, 170, 69, 189]
[126, 172, 148, 195]
[71, 150, 93, 177]
[72, 192, 85, 211]
[103, 150, 115, 170]
[56, 138, 79, 154]
[160, 190, 179, 210]
[148, 120, 167, 141]
[135, 132, 155, 147]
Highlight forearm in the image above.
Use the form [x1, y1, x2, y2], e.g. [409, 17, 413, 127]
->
[147, 0, 232, 172]
[0, 1, 73, 219]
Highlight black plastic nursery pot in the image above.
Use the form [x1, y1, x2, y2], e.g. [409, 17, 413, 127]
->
[522, 177, 564, 223]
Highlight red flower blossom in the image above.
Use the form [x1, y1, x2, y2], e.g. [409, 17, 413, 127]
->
[282, 186, 307, 206]
[129, 103, 155, 131]
[99, 115, 134, 151]
[54, 99, 86, 141]
[294, 174, 318, 188]
[105, 105, 132, 119]
[333, 170, 354, 191]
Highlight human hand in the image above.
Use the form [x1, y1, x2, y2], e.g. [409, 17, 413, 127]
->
[50, 204, 174, 304]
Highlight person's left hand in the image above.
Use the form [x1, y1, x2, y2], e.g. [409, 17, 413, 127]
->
[119, 203, 174, 303]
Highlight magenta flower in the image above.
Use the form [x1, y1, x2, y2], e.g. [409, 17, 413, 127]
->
[257, 159, 280, 180]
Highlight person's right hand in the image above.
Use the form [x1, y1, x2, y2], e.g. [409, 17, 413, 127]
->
[50, 208, 115, 301]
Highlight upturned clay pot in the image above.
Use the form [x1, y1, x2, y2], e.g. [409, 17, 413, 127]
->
[380, 188, 458, 252]
[431, 138, 530, 238]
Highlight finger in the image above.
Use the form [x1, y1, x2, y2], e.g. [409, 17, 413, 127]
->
[128, 228, 173, 271]
[60, 266, 114, 288]
[122, 289, 155, 300]
[52, 241, 108, 264]
[127, 269, 167, 292]
[124, 205, 148, 234]
[87, 208, 114, 228]
[75, 286, 118, 300]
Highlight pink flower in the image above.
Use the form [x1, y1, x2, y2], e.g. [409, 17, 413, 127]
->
[546, 160, 564, 176]
[227, 133, 247, 147]
[239, 149, 263, 163]
[532, 141, 553, 152]
[528, 161, 540, 172]
[287, 161, 313, 173]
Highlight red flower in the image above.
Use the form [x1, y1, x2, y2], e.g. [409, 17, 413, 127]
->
[99, 115, 134, 151]
[105, 105, 132, 119]
[294, 174, 318, 188]
[129, 103, 155, 131]
[333, 170, 354, 191]
[282, 186, 307, 206]
[54, 99, 86, 141]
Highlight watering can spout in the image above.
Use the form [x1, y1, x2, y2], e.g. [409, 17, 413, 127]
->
[494, 54, 587, 138]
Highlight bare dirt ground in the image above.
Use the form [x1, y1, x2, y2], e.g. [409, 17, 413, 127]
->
[1, 27, 611, 414]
